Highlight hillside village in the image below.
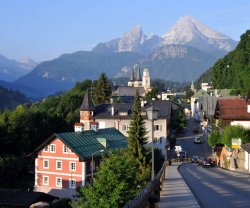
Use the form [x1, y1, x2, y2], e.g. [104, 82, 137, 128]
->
[1, 9, 250, 207]
[1, 57, 250, 206]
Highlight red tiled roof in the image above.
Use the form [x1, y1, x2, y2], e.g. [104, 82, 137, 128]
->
[74, 122, 84, 126]
[216, 99, 250, 119]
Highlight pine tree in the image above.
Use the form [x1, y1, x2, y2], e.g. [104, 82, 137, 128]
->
[94, 73, 112, 104]
[127, 90, 149, 180]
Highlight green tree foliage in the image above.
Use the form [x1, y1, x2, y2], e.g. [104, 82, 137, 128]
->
[220, 125, 250, 148]
[143, 87, 159, 101]
[0, 79, 93, 188]
[94, 73, 112, 104]
[195, 68, 213, 88]
[210, 30, 250, 95]
[183, 85, 194, 100]
[208, 128, 221, 147]
[0, 155, 31, 188]
[0, 105, 68, 156]
[170, 106, 187, 132]
[0, 86, 28, 110]
[127, 90, 150, 181]
[72, 151, 140, 208]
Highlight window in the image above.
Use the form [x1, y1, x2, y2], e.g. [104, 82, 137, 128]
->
[56, 177, 62, 187]
[43, 176, 49, 185]
[43, 146, 49, 152]
[154, 124, 162, 131]
[70, 162, 76, 171]
[63, 145, 69, 154]
[69, 179, 76, 189]
[43, 160, 49, 169]
[50, 144, 56, 153]
[122, 124, 130, 131]
[56, 160, 62, 170]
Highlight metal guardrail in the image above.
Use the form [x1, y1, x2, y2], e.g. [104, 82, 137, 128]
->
[124, 161, 169, 208]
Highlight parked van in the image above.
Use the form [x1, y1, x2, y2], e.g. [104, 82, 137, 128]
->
[194, 136, 201, 144]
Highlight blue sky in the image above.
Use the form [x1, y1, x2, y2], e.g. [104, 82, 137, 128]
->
[0, 0, 249, 62]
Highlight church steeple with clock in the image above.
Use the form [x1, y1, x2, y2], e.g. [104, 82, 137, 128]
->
[80, 89, 95, 130]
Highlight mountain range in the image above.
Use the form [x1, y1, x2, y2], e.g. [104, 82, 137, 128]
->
[0, 55, 37, 82]
[1, 16, 238, 99]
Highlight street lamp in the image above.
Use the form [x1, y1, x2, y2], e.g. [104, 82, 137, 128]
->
[91, 149, 104, 183]
[146, 104, 159, 181]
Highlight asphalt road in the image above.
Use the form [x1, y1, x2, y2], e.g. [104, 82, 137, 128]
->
[174, 118, 212, 158]
[179, 163, 250, 207]
[176, 119, 250, 207]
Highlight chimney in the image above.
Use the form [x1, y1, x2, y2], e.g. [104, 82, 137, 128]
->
[111, 105, 115, 116]
[141, 100, 144, 107]
[74, 123, 84, 132]
[91, 122, 99, 132]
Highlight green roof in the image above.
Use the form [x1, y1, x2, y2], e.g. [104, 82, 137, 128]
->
[191, 89, 209, 98]
[55, 128, 128, 161]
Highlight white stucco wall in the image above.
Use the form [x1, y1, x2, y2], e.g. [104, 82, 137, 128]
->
[95, 117, 169, 159]
[231, 121, 250, 129]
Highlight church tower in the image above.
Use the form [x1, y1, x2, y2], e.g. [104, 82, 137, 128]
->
[128, 66, 134, 87]
[190, 81, 196, 92]
[80, 89, 96, 130]
[133, 65, 142, 87]
[142, 68, 150, 90]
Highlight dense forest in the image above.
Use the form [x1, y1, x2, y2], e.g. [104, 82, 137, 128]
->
[195, 30, 250, 95]
[0, 86, 28, 109]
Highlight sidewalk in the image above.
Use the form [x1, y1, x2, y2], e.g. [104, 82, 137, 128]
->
[158, 163, 200, 208]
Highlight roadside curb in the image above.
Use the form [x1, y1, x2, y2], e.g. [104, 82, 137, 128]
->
[219, 166, 250, 176]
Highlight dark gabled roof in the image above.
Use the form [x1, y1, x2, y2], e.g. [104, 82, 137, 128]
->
[112, 96, 135, 103]
[113, 86, 145, 96]
[80, 89, 95, 111]
[0, 189, 58, 207]
[94, 100, 173, 120]
[35, 128, 128, 161]
[241, 143, 250, 154]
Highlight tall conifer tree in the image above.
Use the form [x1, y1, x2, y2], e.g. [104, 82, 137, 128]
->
[94, 73, 112, 104]
[127, 90, 149, 178]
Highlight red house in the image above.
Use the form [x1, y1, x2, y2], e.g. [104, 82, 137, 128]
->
[33, 90, 128, 199]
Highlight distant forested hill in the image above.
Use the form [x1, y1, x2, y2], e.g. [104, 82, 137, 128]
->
[195, 30, 250, 95]
[0, 86, 28, 109]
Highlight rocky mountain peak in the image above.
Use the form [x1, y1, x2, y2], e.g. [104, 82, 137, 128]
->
[162, 16, 237, 52]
